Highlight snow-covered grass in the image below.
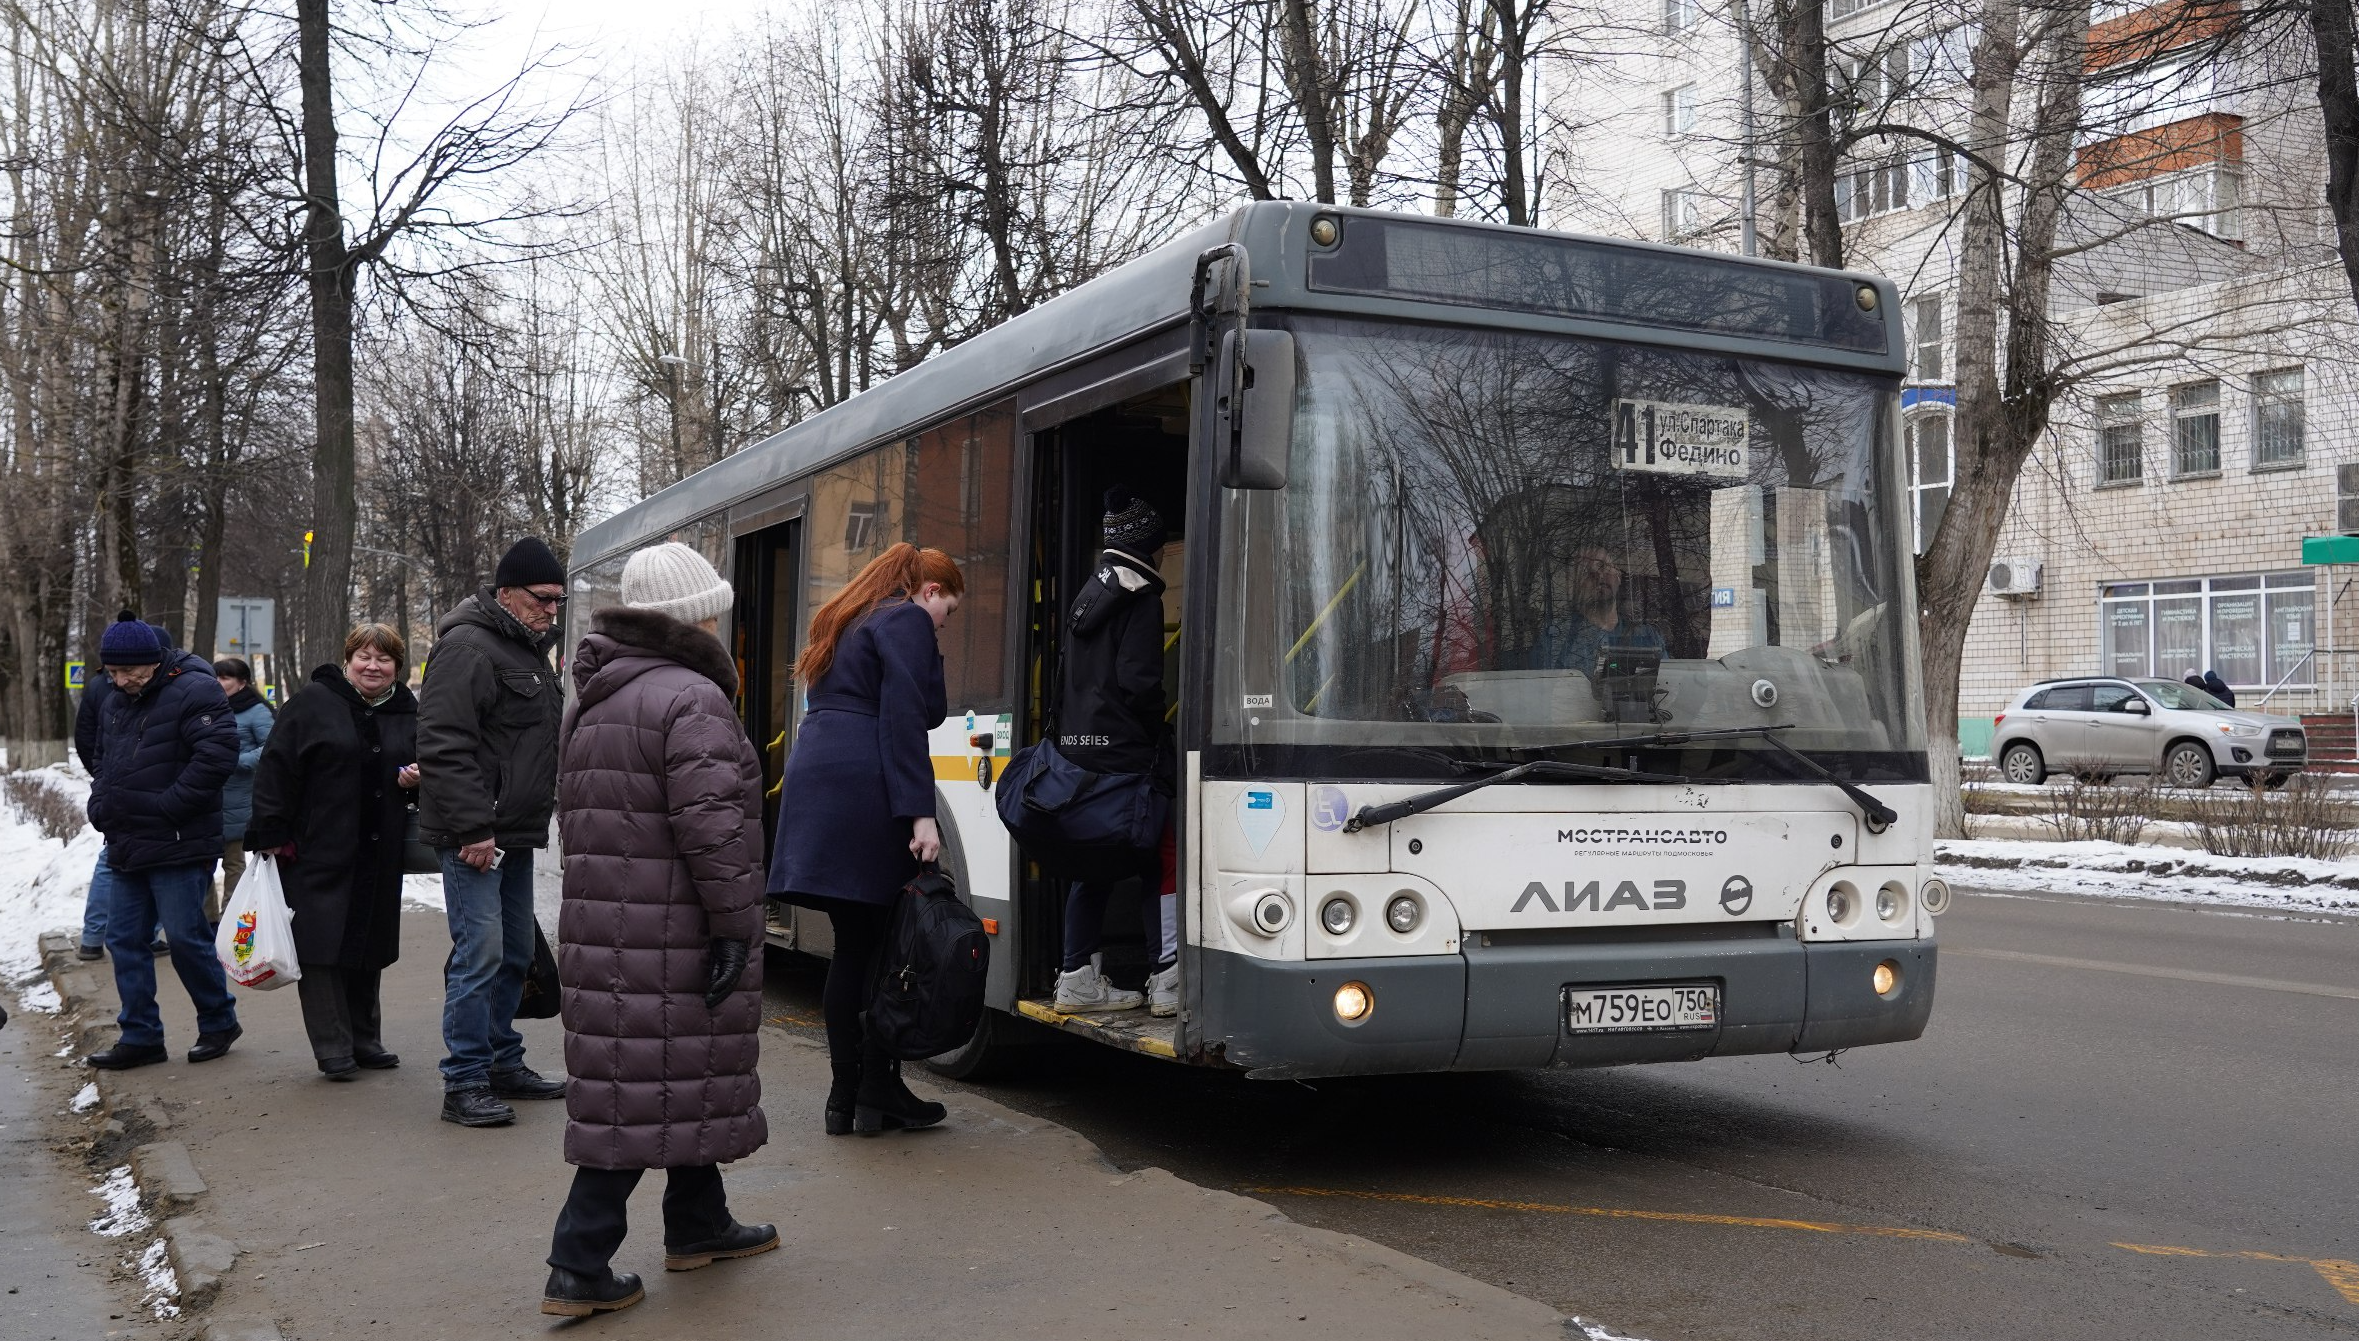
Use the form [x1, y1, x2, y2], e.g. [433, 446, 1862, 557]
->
[0, 764, 98, 998]
[1938, 837, 2359, 913]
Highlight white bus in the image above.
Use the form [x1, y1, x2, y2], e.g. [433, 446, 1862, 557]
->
[567, 202, 1944, 1080]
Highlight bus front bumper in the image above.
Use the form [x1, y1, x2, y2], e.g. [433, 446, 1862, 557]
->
[1196, 931, 1936, 1078]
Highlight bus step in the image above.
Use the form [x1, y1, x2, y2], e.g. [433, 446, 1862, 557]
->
[1015, 998, 1180, 1061]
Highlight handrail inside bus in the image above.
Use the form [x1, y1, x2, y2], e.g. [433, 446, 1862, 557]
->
[1285, 560, 1368, 664]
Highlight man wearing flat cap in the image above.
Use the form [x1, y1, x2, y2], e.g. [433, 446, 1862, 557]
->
[417, 537, 573, 1128]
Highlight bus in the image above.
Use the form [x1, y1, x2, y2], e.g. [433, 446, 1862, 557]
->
[566, 202, 1944, 1081]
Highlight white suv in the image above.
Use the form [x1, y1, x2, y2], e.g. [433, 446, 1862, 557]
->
[1991, 677, 2306, 789]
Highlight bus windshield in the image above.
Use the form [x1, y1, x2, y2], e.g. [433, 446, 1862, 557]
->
[1215, 316, 1921, 782]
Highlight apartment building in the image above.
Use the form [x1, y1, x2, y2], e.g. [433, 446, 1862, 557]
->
[1550, 0, 2352, 748]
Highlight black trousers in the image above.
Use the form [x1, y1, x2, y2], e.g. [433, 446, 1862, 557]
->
[548, 1165, 731, 1275]
[294, 966, 383, 1065]
[819, 901, 894, 1068]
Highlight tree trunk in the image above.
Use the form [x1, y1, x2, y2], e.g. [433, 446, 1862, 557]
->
[1278, 0, 1340, 202]
[2314, 0, 2359, 312]
[1792, 0, 1842, 269]
[296, 0, 356, 675]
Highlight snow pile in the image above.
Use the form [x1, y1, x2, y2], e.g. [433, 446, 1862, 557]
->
[1938, 837, 2359, 912]
[0, 764, 99, 989]
[87, 1165, 148, 1238]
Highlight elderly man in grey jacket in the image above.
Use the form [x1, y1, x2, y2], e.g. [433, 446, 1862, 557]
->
[417, 537, 572, 1128]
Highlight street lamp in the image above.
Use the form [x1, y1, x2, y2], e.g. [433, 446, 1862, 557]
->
[657, 354, 687, 477]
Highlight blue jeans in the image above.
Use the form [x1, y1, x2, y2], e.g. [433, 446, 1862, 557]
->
[81, 851, 115, 947]
[106, 860, 238, 1049]
[438, 848, 537, 1091]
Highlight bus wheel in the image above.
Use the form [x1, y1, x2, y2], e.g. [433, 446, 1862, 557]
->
[924, 1007, 1034, 1081]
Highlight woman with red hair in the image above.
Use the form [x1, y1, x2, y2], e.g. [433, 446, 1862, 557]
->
[769, 542, 964, 1136]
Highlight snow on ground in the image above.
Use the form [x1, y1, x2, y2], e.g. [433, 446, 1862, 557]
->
[0, 764, 100, 998]
[1937, 838, 2359, 914]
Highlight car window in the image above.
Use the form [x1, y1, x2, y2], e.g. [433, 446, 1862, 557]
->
[2090, 684, 2140, 713]
[2031, 685, 2093, 711]
[2133, 679, 2226, 711]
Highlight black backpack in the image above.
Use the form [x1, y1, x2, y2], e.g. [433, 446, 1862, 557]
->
[867, 864, 991, 1060]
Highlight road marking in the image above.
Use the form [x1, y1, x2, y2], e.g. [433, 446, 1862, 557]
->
[1950, 947, 2359, 1002]
[765, 1012, 823, 1028]
[2117, 1243, 2359, 1306]
[1241, 1186, 1969, 1242]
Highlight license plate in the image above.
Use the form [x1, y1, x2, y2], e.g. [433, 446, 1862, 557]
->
[1564, 982, 1719, 1034]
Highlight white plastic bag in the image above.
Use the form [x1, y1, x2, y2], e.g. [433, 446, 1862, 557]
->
[215, 853, 301, 991]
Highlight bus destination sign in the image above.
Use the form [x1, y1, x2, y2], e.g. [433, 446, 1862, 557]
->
[1612, 398, 1749, 478]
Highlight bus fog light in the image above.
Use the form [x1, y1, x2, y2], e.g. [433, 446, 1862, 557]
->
[1921, 878, 1952, 916]
[1825, 882, 1857, 926]
[1876, 882, 1908, 923]
[1386, 894, 1421, 934]
[1320, 896, 1356, 936]
[1333, 981, 1373, 1023]
[1872, 960, 1900, 996]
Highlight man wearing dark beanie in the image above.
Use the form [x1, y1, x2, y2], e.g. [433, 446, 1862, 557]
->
[416, 537, 572, 1127]
[83, 614, 242, 1070]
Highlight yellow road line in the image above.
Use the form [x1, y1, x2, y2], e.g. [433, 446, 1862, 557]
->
[2116, 1243, 2359, 1305]
[1241, 1186, 1970, 1242]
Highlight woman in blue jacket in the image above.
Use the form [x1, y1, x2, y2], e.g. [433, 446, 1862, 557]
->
[770, 542, 963, 1137]
[211, 657, 275, 918]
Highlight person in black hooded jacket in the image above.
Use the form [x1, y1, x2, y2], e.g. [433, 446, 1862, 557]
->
[1051, 487, 1180, 1017]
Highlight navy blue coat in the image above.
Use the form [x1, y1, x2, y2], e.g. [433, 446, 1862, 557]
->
[86, 652, 238, 872]
[768, 601, 946, 908]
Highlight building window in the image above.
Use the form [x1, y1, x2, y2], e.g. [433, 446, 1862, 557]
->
[2104, 168, 2241, 241]
[1906, 414, 1953, 554]
[1909, 295, 1946, 381]
[1664, 0, 1697, 33]
[844, 500, 880, 551]
[2253, 368, 2304, 467]
[1908, 147, 1966, 202]
[2171, 380, 2220, 476]
[1829, 0, 1897, 23]
[1661, 187, 1706, 239]
[1910, 24, 1976, 87]
[1663, 85, 1699, 135]
[2098, 392, 2143, 484]
[2099, 572, 2315, 688]
[1841, 45, 1910, 114]
[1835, 157, 1911, 221]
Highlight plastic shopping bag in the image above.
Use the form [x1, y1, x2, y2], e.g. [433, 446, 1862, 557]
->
[214, 854, 301, 990]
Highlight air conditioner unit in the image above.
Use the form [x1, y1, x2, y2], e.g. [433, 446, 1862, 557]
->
[2338, 464, 2359, 535]
[1986, 557, 2043, 598]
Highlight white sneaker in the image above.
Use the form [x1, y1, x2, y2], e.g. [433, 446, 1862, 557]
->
[1054, 964, 1144, 1013]
[1146, 965, 1179, 1018]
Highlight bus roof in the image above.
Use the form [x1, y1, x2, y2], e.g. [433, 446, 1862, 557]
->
[572, 202, 1902, 569]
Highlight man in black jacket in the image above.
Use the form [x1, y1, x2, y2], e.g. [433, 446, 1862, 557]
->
[417, 537, 571, 1127]
[1053, 488, 1179, 1017]
[83, 616, 241, 1070]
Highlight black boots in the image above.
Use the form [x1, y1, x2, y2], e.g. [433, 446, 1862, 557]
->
[540, 1266, 644, 1316]
[489, 1065, 568, 1100]
[87, 1043, 168, 1071]
[824, 1060, 860, 1136]
[187, 1025, 241, 1063]
[663, 1221, 780, 1272]
[854, 1039, 946, 1134]
[440, 1087, 516, 1128]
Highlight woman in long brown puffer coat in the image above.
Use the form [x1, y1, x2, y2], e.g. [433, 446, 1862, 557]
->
[540, 542, 775, 1318]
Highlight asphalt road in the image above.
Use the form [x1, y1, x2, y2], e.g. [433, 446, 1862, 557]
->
[767, 889, 2359, 1340]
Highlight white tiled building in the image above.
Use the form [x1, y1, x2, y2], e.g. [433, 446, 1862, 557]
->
[1549, 0, 2355, 749]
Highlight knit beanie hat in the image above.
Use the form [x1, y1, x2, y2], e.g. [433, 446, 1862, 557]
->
[1102, 486, 1167, 557]
[98, 614, 164, 666]
[494, 536, 566, 589]
[621, 542, 734, 625]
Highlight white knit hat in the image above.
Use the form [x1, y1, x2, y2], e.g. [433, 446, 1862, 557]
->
[621, 542, 733, 624]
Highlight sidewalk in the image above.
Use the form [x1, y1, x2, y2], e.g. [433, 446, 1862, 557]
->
[52, 910, 1567, 1340]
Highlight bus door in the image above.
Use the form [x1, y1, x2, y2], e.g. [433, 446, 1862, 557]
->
[1018, 381, 1193, 1007]
[731, 517, 807, 950]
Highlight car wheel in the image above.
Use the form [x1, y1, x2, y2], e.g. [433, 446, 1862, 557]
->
[2163, 741, 2217, 789]
[2000, 742, 2045, 785]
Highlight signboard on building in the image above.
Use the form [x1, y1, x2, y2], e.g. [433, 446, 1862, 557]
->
[217, 597, 275, 658]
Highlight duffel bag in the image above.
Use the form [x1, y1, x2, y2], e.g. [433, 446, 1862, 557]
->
[993, 737, 1166, 882]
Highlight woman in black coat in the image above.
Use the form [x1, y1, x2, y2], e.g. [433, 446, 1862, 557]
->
[769, 542, 963, 1136]
[245, 624, 419, 1080]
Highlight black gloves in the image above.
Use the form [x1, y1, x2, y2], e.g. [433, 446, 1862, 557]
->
[704, 937, 750, 1009]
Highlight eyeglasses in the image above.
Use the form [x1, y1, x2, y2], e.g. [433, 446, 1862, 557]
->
[524, 589, 569, 608]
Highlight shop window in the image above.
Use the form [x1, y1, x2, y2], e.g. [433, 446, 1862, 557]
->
[2097, 572, 2314, 688]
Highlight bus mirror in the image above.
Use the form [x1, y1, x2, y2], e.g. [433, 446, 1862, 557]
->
[1216, 329, 1294, 490]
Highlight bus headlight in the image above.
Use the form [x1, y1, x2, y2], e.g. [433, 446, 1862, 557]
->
[1333, 981, 1373, 1023]
[1876, 882, 1908, 924]
[1320, 896, 1356, 936]
[1825, 882, 1858, 926]
[1386, 894, 1421, 934]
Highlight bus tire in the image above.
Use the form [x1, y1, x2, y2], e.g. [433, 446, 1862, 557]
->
[924, 1007, 1032, 1081]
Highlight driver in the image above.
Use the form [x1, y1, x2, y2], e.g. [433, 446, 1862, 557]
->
[1527, 543, 1666, 673]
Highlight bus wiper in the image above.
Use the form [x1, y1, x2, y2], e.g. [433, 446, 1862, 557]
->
[1512, 726, 1898, 833]
[1345, 726, 1899, 834]
[1341, 760, 1727, 833]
